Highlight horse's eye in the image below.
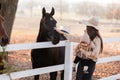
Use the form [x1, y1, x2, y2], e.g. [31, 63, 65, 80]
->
[50, 18, 53, 21]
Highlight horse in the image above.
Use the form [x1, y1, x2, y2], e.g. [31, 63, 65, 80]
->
[0, 15, 9, 73]
[31, 7, 67, 80]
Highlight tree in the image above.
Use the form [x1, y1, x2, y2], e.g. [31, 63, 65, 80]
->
[105, 3, 120, 20]
[113, 6, 120, 20]
[76, 2, 105, 17]
[0, 0, 18, 41]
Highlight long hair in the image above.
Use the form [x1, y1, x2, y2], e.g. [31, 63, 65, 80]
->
[87, 26, 103, 53]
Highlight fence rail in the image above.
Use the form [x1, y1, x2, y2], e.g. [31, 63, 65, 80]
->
[99, 74, 120, 80]
[0, 38, 120, 80]
[0, 64, 64, 80]
[0, 41, 66, 52]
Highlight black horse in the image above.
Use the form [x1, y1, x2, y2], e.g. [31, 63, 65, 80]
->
[31, 7, 67, 80]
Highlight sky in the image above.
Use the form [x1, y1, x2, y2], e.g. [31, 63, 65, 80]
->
[19, 0, 120, 5]
[65, 0, 120, 5]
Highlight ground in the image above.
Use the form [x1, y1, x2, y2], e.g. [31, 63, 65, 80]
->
[7, 17, 120, 80]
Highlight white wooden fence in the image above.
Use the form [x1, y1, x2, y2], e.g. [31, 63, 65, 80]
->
[0, 38, 120, 80]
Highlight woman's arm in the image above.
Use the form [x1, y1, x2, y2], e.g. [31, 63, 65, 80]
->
[90, 37, 101, 58]
[55, 28, 81, 42]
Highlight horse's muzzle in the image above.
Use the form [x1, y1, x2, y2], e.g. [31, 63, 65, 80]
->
[52, 40, 59, 45]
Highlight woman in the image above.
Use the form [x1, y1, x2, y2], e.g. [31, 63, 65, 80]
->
[55, 16, 103, 80]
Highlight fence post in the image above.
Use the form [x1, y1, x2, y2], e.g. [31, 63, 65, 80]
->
[64, 41, 73, 80]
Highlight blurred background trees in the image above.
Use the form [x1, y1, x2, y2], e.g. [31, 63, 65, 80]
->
[17, 0, 120, 20]
[113, 6, 120, 20]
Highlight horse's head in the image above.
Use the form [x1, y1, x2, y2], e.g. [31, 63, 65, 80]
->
[40, 7, 60, 44]
[0, 15, 9, 46]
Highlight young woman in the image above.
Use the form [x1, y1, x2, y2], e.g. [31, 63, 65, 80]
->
[55, 16, 103, 80]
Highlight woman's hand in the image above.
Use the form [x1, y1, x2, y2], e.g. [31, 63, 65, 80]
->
[54, 27, 64, 34]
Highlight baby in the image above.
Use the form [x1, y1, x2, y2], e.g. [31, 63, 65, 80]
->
[75, 41, 91, 59]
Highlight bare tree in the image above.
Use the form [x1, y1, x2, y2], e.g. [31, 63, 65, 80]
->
[113, 6, 120, 20]
[0, 0, 18, 41]
[76, 2, 105, 17]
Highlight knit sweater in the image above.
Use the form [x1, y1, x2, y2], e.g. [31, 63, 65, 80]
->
[62, 30, 101, 62]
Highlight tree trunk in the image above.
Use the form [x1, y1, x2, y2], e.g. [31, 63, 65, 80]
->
[0, 0, 18, 40]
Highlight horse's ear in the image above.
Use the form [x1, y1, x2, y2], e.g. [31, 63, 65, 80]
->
[42, 7, 46, 17]
[50, 7, 55, 16]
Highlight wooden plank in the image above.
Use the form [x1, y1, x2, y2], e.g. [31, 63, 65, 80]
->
[103, 38, 120, 43]
[72, 38, 120, 45]
[64, 41, 73, 80]
[0, 38, 120, 52]
[99, 74, 120, 80]
[0, 64, 64, 80]
[0, 74, 11, 80]
[0, 41, 66, 52]
[97, 56, 120, 64]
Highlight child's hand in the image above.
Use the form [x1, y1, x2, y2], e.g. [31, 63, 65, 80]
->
[73, 63, 76, 72]
[80, 49, 86, 54]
